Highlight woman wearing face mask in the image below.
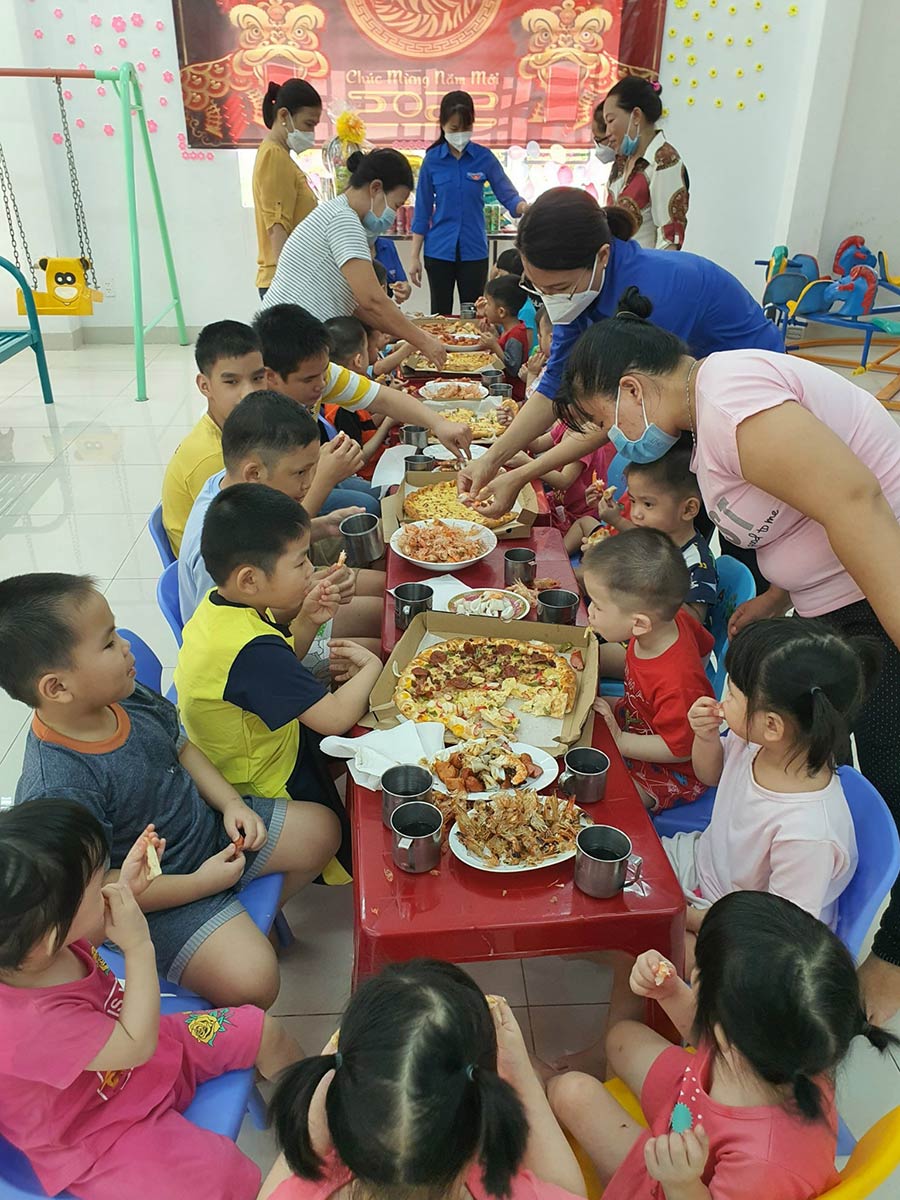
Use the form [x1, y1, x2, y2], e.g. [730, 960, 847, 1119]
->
[457, 186, 782, 515]
[254, 79, 323, 299]
[598, 78, 688, 251]
[262, 149, 447, 367]
[410, 91, 528, 315]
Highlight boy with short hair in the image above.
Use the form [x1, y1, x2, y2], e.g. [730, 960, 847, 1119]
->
[1, 572, 340, 1007]
[478, 275, 530, 402]
[323, 316, 397, 480]
[583, 528, 715, 811]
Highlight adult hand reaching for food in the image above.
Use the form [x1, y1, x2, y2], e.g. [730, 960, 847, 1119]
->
[459, 469, 522, 519]
[433, 417, 472, 459]
[420, 333, 448, 369]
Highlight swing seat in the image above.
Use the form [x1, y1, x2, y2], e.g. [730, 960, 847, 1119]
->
[16, 256, 103, 317]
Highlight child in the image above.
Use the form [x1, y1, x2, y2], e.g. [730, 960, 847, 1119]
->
[583, 529, 715, 811]
[548, 891, 898, 1200]
[676, 617, 874, 936]
[162, 320, 268, 553]
[322, 316, 397, 480]
[478, 275, 530, 402]
[476, 247, 537, 350]
[258, 959, 587, 1200]
[0, 574, 341, 1008]
[520, 302, 552, 398]
[178, 390, 383, 664]
[174, 485, 385, 881]
[0, 798, 302, 1200]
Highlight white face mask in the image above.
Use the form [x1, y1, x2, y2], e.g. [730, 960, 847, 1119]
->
[285, 117, 315, 154]
[537, 255, 604, 325]
[594, 140, 616, 164]
[445, 130, 472, 151]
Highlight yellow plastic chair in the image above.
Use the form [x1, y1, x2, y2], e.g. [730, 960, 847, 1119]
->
[574, 1080, 900, 1200]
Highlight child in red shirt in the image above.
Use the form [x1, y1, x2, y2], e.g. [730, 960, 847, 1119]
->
[478, 275, 530, 403]
[583, 527, 714, 811]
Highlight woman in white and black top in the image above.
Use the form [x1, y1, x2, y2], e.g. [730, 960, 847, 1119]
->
[263, 149, 447, 367]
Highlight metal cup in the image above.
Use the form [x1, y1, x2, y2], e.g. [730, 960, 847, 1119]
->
[402, 425, 428, 449]
[504, 547, 536, 587]
[340, 512, 384, 567]
[460, 302, 476, 319]
[537, 588, 579, 625]
[404, 454, 435, 472]
[382, 765, 434, 829]
[559, 748, 609, 806]
[481, 368, 503, 386]
[390, 800, 443, 872]
[392, 582, 433, 631]
[574, 825, 643, 899]
[490, 383, 513, 397]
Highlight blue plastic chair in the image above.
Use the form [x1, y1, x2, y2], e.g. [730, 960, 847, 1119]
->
[148, 503, 176, 568]
[121, 626, 162, 693]
[157, 560, 184, 647]
[707, 555, 756, 699]
[0, 257, 53, 405]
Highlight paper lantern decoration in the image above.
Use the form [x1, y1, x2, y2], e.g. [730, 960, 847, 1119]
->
[508, 144, 526, 160]
[549, 143, 566, 163]
[557, 164, 573, 185]
[526, 139, 541, 157]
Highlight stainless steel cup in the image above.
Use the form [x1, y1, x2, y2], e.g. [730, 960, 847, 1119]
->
[402, 425, 428, 449]
[381, 765, 434, 829]
[404, 454, 435, 472]
[559, 748, 610, 805]
[504, 547, 536, 587]
[460, 302, 476, 319]
[574, 825, 643, 899]
[390, 800, 443, 872]
[481, 368, 503, 386]
[393, 582, 433, 631]
[490, 383, 513, 397]
[537, 588, 579, 625]
[340, 513, 384, 567]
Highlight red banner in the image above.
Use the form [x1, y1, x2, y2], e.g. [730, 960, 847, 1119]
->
[174, 0, 666, 149]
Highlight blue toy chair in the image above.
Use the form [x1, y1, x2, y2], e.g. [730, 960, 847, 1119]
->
[0, 257, 53, 406]
[157, 560, 183, 647]
[148, 503, 176, 568]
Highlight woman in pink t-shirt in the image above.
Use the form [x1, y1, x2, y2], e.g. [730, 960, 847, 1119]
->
[555, 287, 900, 1024]
[258, 960, 588, 1200]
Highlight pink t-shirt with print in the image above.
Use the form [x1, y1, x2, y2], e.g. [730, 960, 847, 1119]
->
[691, 350, 900, 615]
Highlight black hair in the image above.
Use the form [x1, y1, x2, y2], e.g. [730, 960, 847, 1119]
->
[201, 483, 311, 585]
[484, 275, 526, 318]
[269, 960, 528, 1198]
[495, 248, 523, 277]
[624, 436, 699, 499]
[516, 188, 634, 272]
[261, 78, 322, 130]
[221, 390, 319, 473]
[252, 304, 331, 380]
[372, 260, 389, 291]
[0, 573, 97, 705]
[694, 891, 898, 1122]
[724, 616, 880, 775]
[346, 149, 414, 194]
[557, 287, 687, 432]
[535, 302, 552, 332]
[582, 527, 688, 620]
[194, 320, 262, 376]
[324, 316, 368, 367]
[429, 90, 476, 149]
[605, 76, 664, 125]
[0, 798, 109, 970]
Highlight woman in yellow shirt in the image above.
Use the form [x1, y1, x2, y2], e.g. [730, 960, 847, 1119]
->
[253, 79, 322, 298]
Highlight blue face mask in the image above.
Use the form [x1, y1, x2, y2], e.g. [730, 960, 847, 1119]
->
[362, 194, 396, 237]
[620, 114, 640, 158]
[608, 385, 679, 464]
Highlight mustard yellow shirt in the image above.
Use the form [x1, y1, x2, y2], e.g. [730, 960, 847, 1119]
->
[253, 139, 317, 289]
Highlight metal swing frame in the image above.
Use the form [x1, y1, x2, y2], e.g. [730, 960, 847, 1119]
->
[0, 63, 187, 402]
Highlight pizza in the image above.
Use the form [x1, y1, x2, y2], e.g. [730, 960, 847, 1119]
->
[406, 351, 495, 373]
[433, 399, 517, 441]
[404, 480, 515, 529]
[415, 318, 481, 344]
[394, 636, 577, 738]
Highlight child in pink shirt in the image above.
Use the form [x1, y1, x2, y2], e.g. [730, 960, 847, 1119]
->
[0, 798, 301, 1200]
[549, 891, 898, 1200]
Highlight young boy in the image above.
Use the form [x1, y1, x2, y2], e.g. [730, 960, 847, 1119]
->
[178, 390, 382, 665]
[0, 573, 341, 1007]
[476, 247, 537, 349]
[174, 486, 385, 881]
[478, 275, 530, 402]
[582, 528, 715, 811]
[323, 316, 397, 480]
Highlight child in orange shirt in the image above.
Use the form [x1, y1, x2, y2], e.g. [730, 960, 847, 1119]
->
[323, 317, 396, 481]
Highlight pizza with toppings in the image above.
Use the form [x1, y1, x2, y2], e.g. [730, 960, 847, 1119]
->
[394, 636, 577, 737]
[404, 480, 515, 528]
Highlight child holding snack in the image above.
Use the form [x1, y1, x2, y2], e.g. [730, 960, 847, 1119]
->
[478, 275, 531, 402]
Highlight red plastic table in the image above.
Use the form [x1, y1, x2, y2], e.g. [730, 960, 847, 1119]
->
[382, 525, 586, 655]
[348, 716, 686, 994]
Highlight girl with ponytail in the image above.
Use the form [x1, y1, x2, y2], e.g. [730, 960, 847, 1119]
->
[550, 891, 899, 1200]
[259, 960, 588, 1200]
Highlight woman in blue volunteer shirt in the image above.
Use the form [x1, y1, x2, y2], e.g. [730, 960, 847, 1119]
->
[410, 90, 527, 315]
[458, 186, 783, 515]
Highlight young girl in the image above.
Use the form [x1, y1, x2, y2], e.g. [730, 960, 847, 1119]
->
[0, 798, 301, 1200]
[549, 891, 898, 1200]
[520, 303, 552, 398]
[258, 959, 589, 1200]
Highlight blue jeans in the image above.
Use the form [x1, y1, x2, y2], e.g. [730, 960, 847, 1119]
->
[320, 480, 380, 517]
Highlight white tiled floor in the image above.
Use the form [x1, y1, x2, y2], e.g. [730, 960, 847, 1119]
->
[1, 342, 899, 1193]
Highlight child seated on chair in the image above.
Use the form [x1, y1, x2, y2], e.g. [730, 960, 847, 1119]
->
[1, 573, 340, 1008]
[178, 390, 382, 675]
[0, 799, 302, 1200]
[322, 317, 398, 480]
[583, 529, 715, 812]
[520, 302, 552, 399]
[174, 486, 385, 883]
[548, 892, 898, 1200]
[478, 275, 530, 403]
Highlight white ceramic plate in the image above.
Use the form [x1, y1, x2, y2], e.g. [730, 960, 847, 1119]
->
[430, 741, 558, 801]
[423, 443, 488, 461]
[447, 588, 531, 620]
[419, 382, 489, 401]
[448, 809, 591, 874]
[389, 519, 497, 572]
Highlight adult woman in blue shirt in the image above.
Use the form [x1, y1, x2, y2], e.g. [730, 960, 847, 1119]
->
[458, 186, 783, 516]
[410, 90, 527, 315]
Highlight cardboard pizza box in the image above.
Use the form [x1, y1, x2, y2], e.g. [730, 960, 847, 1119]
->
[364, 611, 599, 755]
[381, 476, 538, 541]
